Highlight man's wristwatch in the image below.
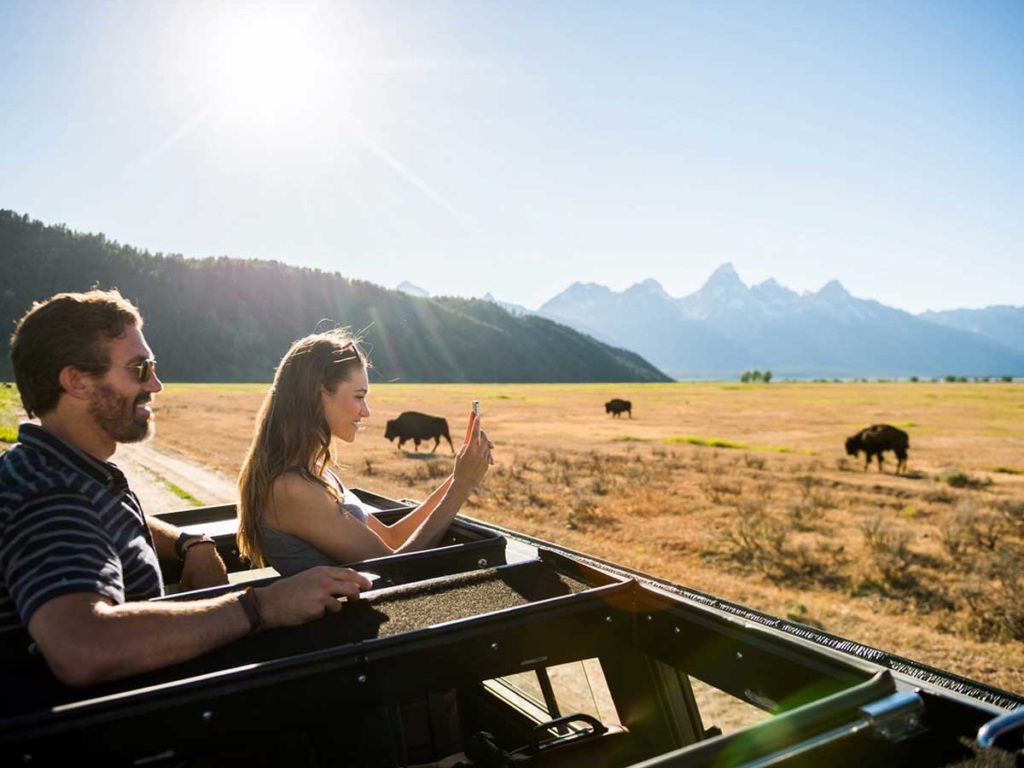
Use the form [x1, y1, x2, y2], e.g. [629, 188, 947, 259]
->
[175, 531, 216, 561]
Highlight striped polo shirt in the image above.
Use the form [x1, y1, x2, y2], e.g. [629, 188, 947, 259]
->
[0, 423, 163, 654]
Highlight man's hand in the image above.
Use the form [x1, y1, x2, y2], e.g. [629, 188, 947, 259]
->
[178, 544, 229, 591]
[255, 566, 373, 628]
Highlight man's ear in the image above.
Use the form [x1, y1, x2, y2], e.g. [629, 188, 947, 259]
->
[57, 365, 97, 403]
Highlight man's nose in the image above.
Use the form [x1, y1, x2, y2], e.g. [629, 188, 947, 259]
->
[146, 372, 164, 395]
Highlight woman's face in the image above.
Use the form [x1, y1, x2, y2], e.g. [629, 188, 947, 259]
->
[321, 367, 370, 443]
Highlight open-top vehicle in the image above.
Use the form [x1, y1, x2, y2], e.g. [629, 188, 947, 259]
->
[3, 489, 1023, 767]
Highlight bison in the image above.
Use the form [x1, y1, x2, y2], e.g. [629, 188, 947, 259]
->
[385, 411, 455, 453]
[845, 424, 909, 474]
[605, 398, 632, 418]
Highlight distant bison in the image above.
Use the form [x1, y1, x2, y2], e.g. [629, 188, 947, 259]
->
[605, 399, 632, 418]
[385, 411, 455, 453]
[845, 424, 909, 474]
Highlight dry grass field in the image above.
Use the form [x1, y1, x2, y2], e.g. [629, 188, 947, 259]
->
[5, 380, 1018, 695]
[147, 380, 1024, 695]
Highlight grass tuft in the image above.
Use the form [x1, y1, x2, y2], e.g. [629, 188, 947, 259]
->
[664, 435, 746, 449]
[0, 385, 22, 444]
[165, 482, 203, 507]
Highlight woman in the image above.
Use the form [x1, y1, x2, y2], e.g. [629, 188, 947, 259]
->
[237, 329, 492, 575]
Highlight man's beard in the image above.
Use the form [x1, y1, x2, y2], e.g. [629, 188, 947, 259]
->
[89, 383, 153, 443]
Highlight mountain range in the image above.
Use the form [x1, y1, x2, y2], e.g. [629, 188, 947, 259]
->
[4, 207, 1013, 383]
[0, 211, 669, 384]
[522, 265, 1023, 379]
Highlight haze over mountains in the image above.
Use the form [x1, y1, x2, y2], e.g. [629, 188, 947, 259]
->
[0, 211, 668, 384]
[3, 208, 1019, 383]
[480, 265, 1024, 379]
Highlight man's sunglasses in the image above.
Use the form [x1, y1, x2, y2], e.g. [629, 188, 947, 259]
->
[74, 358, 158, 383]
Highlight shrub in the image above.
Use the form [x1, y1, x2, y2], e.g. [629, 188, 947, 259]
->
[924, 488, 957, 504]
[565, 496, 600, 530]
[860, 515, 912, 586]
[743, 453, 766, 470]
[938, 501, 978, 560]
[701, 474, 743, 503]
[755, 481, 775, 501]
[505, 453, 533, 481]
[939, 469, 992, 490]
[994, 499, 1024, 534]
[958, 545, 1024, 641]
[727, 501, 788, 577]
[416, 458, 451, 481]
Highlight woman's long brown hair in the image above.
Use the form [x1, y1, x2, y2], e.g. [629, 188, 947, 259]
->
[236, 329, 366, 567]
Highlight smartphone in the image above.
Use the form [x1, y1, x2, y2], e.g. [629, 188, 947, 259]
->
[472, 400, 480, 417]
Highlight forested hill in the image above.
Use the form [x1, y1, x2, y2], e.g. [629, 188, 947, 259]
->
[0, 211, 670, 383]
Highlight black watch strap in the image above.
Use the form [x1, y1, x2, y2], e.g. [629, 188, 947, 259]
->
[175, 532, 215, 561]
[174, 531, 193, 561]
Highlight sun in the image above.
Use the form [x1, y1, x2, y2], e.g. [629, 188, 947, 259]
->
[202, 3, 356, 132]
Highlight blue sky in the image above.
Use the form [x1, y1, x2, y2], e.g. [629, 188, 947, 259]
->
[1, 0, 1021, 312]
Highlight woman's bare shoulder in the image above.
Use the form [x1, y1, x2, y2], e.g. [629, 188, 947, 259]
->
[269, 470, 332, 506]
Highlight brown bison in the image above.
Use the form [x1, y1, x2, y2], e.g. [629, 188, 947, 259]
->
[605, 398, 632, 418]
[385, 411, 454, 453]
[845, 424, 909, 474]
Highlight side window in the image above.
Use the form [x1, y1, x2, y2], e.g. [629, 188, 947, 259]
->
[689, 676, 770, 734]
[483, 658, 621, 730]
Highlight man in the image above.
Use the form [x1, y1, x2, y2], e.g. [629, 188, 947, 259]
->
[0, 289, 371, 687]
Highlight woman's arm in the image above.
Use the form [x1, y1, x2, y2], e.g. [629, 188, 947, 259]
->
[368, 415, 495, 552]
[364, 475, 454, 549]
[272, 471, 476, 561]
[366, 416, 492, 553]
[272, 420, 491, 563]
[268, 472, 396, 563]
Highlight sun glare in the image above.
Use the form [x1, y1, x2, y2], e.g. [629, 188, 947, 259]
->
[203, 4, 356, 133]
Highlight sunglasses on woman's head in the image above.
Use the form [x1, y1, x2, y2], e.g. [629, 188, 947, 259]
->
[73, 358, 158, 383]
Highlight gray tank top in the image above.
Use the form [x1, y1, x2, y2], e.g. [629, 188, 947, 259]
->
[259, 471, 373, 576]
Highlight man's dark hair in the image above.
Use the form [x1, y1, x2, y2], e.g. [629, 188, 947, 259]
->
[10, 289, 144, 417]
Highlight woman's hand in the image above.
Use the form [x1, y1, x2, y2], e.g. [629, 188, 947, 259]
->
[453, 410, 492, 492]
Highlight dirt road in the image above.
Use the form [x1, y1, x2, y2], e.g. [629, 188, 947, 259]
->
[2, 410, 237, 515]
[113, 442, 237, 514]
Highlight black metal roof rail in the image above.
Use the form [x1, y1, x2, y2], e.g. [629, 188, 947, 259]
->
[630, 671, 898, 767]
[460, 513, 1024, 712]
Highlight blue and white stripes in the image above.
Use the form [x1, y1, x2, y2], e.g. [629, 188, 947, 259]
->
[0, 424, 162, 650]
